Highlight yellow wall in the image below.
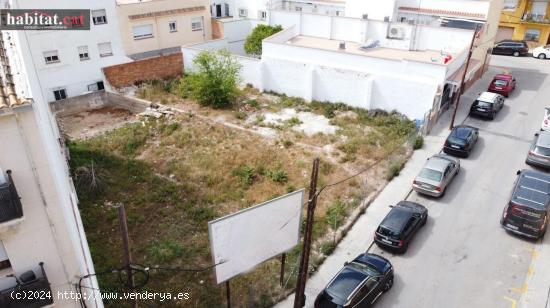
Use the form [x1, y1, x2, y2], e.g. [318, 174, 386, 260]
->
[499, 0, 550, 45]
[117, 0, 213, 55]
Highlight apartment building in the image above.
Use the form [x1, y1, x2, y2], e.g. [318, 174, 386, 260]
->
[5, 0, 131, 103]
[498, 0, 550, 46]
[116, 0, 212, 58]
[0, 29, 102, 307]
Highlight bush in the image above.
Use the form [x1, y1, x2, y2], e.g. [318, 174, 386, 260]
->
[234, 111, 247, 120]
[244, 24, 283, 56]
[386, 161, 405, 181]
[325, 200, 347, 230]
[233, 165, 256, 185]
[413, 135, 424, 150]
[188, 50, 242, 108]
[320, 241, 336, 255]
[266, 169, 288, 183]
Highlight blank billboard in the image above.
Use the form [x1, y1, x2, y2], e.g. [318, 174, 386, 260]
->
[208, 189, 305, 284]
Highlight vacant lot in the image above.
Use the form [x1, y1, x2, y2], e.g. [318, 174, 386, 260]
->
[67, 80, 417, 307]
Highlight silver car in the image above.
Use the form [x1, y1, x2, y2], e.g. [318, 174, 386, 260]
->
[413, 154, 461, 197]
[526, 131, 550, 169]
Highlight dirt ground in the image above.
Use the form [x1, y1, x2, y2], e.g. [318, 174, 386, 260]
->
[58, 106, 136, 140]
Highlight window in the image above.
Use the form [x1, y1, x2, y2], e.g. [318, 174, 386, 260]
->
[503, 0, 518, 11]
[169, 21, 177, 32]
[0, 242, 10, 271]
[53, 88, 67, 101]
[78, 46, 89, 61]
[87, 81, 104, 92]
[191, 17, 203, 31]
[98, 42, 113, 57]
[239, 8, 247, 17]
[295, 6, 302, 12]
[133, 24, 153, 39]
[43, 50, 59, 64]
[524, 29, 541, 41]
[336, 10, 344, 16]
[259, 10, 267, 20]
[91, 9, 107, 25]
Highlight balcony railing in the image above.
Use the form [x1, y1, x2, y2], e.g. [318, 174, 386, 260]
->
[0, 262, 54, 308]
[0, 171, 23, 224]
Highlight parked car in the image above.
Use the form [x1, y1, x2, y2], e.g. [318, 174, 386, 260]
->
[469, 92, 504, 120]
[314, 253, 394, 308]
[374, 201, 428, 253]
[413, 154, 460, 197]
[501, 169, 550, 239]
[533, 44, 550, 59]
[526, 131, 550, 169]
[541, 107, 550, 131]
[488, 74, 516, 97]
[492, 40, 529, 57]
[443, 125, 479, 157]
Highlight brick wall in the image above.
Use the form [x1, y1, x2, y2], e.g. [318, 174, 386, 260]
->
[103, 53, 183, 88]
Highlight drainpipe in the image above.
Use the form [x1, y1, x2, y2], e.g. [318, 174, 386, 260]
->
[0, 31, 18, 106]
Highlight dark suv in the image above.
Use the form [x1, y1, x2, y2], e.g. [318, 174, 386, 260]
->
[374, 201, 428, 253]
[501, 169, 550, 239]
[315, 253, 394, 308]
[492, 40, 529, 57]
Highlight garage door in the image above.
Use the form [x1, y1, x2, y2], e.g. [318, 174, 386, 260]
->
[496, 26, 514, 43]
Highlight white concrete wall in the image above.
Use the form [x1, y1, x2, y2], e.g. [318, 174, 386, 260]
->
[312, 66, 372, 108]
[9, 0, 132, 103]
[276, 0, 345, 16]
[345, 0, 397, 20]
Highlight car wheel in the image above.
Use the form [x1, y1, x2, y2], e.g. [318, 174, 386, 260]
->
[513, 51, 520, 57]
[421, 215, 427, 226]
[383, 276, 394, 292]
[539, 53, 546, 60]
[490, 112, 496, 120]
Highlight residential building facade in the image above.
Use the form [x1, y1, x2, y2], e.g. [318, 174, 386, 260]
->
[6, 0, 131, 103]
[116, 0, 212, 57]
[0, 30, 102, 307]
[497, 0, 550, 46]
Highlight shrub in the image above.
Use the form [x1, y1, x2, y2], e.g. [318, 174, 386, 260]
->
[413, 135, 424, 150]
[233, 165, 256, 185]
[286, 117, 302, 127]
[325, 200, 347, 231]
[267, 169, 288, 183]
[187, 50, 242, 108]
[234, 111, 247, 120]
[244, 24, 283, 56]
[386, 161, 405, 181]
[320, 241, 336, 255]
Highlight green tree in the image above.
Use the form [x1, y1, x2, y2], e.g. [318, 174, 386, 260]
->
[244, 24, 283, 56]
[188, 50, 242, 108]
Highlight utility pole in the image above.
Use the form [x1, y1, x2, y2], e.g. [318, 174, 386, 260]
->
[118, 204, 138, 308]
[294, 158, 320, 308]
[449, 25, 479, 130]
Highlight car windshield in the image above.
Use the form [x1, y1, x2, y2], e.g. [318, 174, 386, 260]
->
[348, 262, 380, 276]
[476, 100, 493, 108]
[378, 226, 400, 238]
[419, 168, 442, 182]
[535, 146, 550, 157]
[493, 79, 508, 87]
[448, 136, 467, 145]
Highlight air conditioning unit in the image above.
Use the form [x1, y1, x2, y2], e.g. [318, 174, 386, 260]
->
[388, 25, 405, 40]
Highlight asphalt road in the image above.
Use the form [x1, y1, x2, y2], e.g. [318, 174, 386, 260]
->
[372, 55, 550, 308]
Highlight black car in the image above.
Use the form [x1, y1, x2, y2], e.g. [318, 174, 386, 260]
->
[469, 92, 504, 120]
[492, 40, 529, 57]
[315, 253, 394, 308]
[443, 125, 479, 157]
[501, 169, 550, 239]
[374, 201, 428, 253]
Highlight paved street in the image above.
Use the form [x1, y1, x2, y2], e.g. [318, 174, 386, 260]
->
[276, 55, 550, 308]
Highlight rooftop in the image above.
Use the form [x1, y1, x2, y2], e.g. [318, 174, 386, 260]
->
[0, 97, 29, 110]
[286, 35, 458, 65]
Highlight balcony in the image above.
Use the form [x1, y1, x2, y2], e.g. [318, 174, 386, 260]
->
[0, 262, 54, 308]
[0, 171, 23, 225]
